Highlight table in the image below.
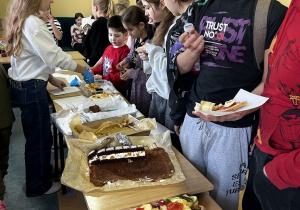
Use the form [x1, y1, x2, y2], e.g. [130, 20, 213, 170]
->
[197, 192, 222, 210]
[82, 143, 214, 210]
[74, 59, 89, 67]
[66, 51, 85, 60]
[0, 55, 10, 64]
[49, 71, 220, 210]
[48, 70, 143, 182]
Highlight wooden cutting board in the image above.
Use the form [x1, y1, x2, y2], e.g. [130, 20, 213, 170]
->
[84, 147, 214, 210]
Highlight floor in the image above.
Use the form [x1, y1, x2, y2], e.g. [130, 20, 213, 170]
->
[3, 108, 87, 210]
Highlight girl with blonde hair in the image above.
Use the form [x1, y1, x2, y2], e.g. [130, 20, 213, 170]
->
[5, 0, 93, 197]
[82, 0, 113, 66]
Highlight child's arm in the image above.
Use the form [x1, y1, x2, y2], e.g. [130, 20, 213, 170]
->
[102, 71, 123, 84]
[47, 14, 63, 40]
[48, 74, 67, 90]
[90, 57, 103, 70]
[92, 65, 103, 75]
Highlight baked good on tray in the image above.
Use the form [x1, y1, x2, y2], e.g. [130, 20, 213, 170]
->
[89, 105, 101, 113]
[88, 145, 175, 187]
[91, 93, 110, 100]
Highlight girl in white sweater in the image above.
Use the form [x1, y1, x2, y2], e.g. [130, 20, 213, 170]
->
[5, 0, 93, 197]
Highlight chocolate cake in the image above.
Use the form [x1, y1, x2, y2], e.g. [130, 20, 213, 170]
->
[89, 105, 101, 113]
[88, 146, 175, 187]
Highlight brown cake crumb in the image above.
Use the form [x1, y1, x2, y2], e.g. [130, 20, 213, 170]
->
[89, 105, 101, 113]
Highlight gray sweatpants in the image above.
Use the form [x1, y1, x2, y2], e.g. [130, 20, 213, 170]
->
[180, 114, 251, 210]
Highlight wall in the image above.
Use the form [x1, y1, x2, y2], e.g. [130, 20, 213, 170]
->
[0, 0, 11, 18]
[0, 0, 135, 37]
[280, 0, 291, 6]
[51, 0, 136, 17]
[0, 0, 292, 18]
[0, 0, 135, 18]
[0, 0, 292, 37]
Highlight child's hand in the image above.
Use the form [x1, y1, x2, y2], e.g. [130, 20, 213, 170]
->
[179, 28, 205, 57]
[88, 67, 95, 73]
[50, 77, 67, 90]
[120, 69, 130, 80]
[136, 44, 149, 61]
[94, 74, 102, 80]
[84, 27, 90, 35]
[47, 14, 54, 25]
[116, 60, 129, 71]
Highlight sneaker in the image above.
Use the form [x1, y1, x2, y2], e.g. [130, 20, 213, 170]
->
[0, 200, 7, 210]
[44, 182, 61, 195]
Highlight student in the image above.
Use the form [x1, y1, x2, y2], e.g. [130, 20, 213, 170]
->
[89, 15, 130, 95]
[82, 0, 112, 66]
[136, 0, 180, 144]
[0, 64, 15, 210]
[71, 13, 84, 53]
[5, 0, 94, 197]
[242, 0, 300, 209]
[117, 6, 151, 117]
[115, 3, 127, 16]
[39, 7, 62, 45]
[165, 0, 287, 209]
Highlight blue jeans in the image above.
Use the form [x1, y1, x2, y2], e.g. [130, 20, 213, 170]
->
[10, 79, 52, 196]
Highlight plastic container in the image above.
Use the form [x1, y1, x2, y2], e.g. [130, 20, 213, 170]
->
[0, 38, 7, 57]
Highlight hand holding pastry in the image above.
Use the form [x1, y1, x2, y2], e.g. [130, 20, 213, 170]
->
[116, 60, 129, 71]
[136, 44, 150, 61]
[94, 74, 102, 80]
[120, 68, 130, 81]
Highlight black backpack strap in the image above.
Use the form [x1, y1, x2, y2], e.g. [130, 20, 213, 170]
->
[253, 0, 273, 71]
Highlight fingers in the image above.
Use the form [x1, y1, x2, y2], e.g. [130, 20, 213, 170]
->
[94, 75, 102, 80]
[174, 125, 180, 136]
[116, 64, 122, 71]
[136, 47, 146, 54]
[138, 52, 148, 61]
[192, 111, 245, 122]
[88, 69, 94, 75]
[120, 75, 128, 80]
[116, 61, 128, 71]
[184, 35, 205, 57]
[179, 32, 189, 43]
[184, 34, 203, 49]
[59, 82, 66, 90]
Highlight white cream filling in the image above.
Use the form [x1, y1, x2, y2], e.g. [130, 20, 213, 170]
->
[99, 151, 145, 161]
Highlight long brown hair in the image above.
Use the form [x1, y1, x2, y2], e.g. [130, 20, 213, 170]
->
[122, 6, 149, 29]
[5, 0, 41, 57]
[145, 0, 175, 46]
